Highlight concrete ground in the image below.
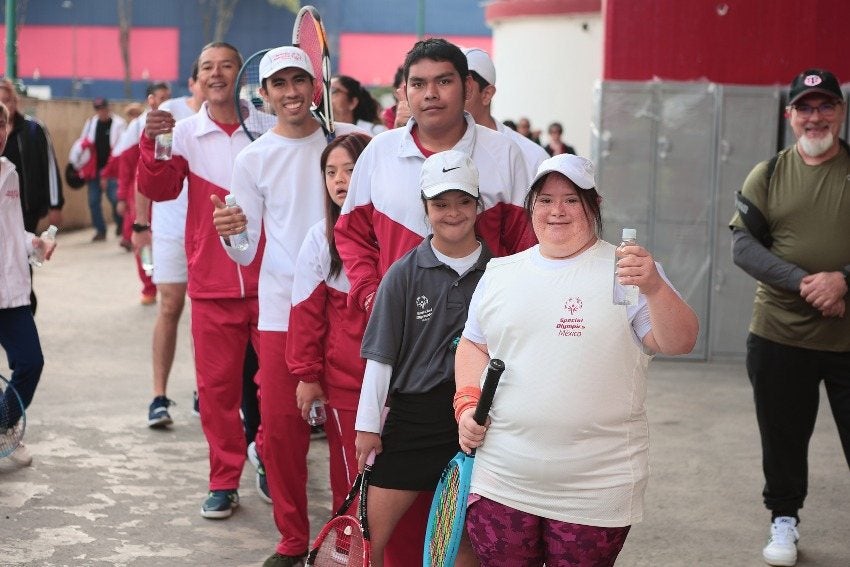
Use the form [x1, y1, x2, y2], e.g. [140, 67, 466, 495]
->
[1, 227, 848, 566]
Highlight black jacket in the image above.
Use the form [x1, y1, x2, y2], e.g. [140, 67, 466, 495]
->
[4, 111, 64, 232]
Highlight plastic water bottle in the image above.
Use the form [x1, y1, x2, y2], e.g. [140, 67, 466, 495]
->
[140, 245, 154, 276]
[307, 400, 327, 426]
[154, 132, 173, 160]
[224, 194, 250, 251]
[29, 224, 58, 267]
[613, 228, 639, 306]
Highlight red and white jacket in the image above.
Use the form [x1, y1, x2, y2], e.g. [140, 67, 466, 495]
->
[136, 102, 263, 299]
[286, 220, 367, 412]
[335, 112, 535, 311]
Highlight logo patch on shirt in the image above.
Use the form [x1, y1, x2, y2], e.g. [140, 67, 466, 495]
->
[415, 295, 433, 322]
[555, 296, 585, 337]
[5, 189, 19, 199]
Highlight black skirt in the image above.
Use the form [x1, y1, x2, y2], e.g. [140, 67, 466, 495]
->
[370, 380, 460, 491]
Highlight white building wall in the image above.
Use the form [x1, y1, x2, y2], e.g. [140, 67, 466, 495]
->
[488, 12, 603, 158]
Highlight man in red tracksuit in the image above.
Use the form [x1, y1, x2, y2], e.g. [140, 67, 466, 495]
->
[137, 42, 263, 520]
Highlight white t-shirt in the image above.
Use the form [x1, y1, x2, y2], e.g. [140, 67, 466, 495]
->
[225, 123, 361, 331]
[464, 240, 660, 527]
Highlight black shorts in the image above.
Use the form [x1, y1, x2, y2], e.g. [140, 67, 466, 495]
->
[370, 380, 460, 491]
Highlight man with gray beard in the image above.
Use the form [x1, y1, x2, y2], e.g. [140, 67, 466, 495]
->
[729, 68, 850, 567]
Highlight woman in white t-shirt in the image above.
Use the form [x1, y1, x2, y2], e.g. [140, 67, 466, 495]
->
[454, 154, 699, 566]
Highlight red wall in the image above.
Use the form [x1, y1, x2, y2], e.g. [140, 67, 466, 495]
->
[339, 33, 492, 86]
[1, 25, 179, 81]
[604, 0, 850, 85]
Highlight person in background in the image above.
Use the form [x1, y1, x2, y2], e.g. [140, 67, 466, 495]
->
[462, 47, 548, 182]
[544, 121, 576, 156]
[0, 101, 57, 467]
[0, 79, 64, 315]
[729, 68, 850, 567]
[73, 97, 126, 242]
[381, 66, 409, 130]
[355, 150, 491, 567]
[456, 153, 698, 567]
[516, 116, 541, 146]
[502, 119, 517, 131]
[331, 75, 387, 136]
[124, 103, 145, 123]
[286, 132, 372, 514]
[106, 81, 171, 303]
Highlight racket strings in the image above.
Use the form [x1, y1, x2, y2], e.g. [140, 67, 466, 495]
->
[429, 467, 462, 562]
[236, 50, 277, 141]
[312, 516, 366, 567]
[0, 381, 25, 458]
[295, 16, 325, 106]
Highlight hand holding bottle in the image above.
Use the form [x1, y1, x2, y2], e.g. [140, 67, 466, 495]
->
[30, 225, 58, 267]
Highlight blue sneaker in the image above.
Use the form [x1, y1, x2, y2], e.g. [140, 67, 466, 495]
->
[200, 489, 239, 519]
[247, 442, 272, 504]
[147, 396, 174, 428]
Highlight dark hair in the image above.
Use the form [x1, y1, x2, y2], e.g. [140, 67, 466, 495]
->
[190, 60, 200, 82]
[334, 75, 381, 124]
[199, 41, 244, 69]
[468, 71, 489, 92]
[392, 66, 405, 89]
[321, 133, 372, 279]
[548, 122, 563, 134]
[523, 174, 603, 238]
[503, 119, 517, 131]
[402, 38, 469, 87]
[146, 81, 171, 97]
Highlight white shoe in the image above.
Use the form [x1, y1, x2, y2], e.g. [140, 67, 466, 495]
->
[763, 516, 798, 566]
[8, 441, 33, 467]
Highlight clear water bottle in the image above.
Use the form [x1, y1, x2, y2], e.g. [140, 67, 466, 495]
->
[307, 400, 327, 426]
[154, 132, 173, 160]
[613, 228, 639, 306]
[140, 245, 154, 276]
[29, 224, 58, 267]
[224, 194, 250, 251]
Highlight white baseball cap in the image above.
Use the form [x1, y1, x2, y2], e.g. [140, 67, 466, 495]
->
[420, 150, 480, 199]
[462, 47, 496, 86]
[259, 46, 315, 80]
[531, 154, 596, 190]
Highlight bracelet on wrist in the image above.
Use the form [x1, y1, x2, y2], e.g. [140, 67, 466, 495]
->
[132, 222, 151, 233]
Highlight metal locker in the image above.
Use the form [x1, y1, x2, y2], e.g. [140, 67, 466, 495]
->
[710, 85, 781, 358]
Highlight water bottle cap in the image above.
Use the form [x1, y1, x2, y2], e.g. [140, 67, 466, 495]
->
[225, 194, 237, 207]
[621, 228, 636, 240]
[46, 225, 59, 237]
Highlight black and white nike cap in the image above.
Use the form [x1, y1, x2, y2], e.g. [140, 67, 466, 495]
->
[420, 149, 480, 200]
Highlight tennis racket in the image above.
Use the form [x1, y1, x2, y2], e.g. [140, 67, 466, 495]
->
[292, 5, 335, 141]
[307, 451, 375, 566]
[423, 358, 505, 567]
[0, 373, 26, 459]
[234, 48, 278, 141]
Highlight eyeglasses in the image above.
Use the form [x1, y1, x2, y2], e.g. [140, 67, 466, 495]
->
[791, 101, 841, 118]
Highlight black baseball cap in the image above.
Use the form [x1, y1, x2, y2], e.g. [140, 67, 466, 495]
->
[788, 69, 843, 105]
[92, 97, 108, 109]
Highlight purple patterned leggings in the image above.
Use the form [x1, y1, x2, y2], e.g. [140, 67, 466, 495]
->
[465, 496, 631, 567]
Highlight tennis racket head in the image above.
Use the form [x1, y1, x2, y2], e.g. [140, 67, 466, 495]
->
[307, 514, 369, 567]
[0, 373, 26, 458]
[423, 451, 474, 567]
[234, 48, 277, 141]
[292, 5, 335, 139]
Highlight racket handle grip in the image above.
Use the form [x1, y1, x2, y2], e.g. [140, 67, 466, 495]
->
[473, 359, 505, 426]
[365, 449, 376, 467]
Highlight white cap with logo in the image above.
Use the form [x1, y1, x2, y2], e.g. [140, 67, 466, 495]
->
[462, 47, 496, 86]
[531, 154, 596, 190]
[420, 150, 480, 199]
[259, 46, 315, 80]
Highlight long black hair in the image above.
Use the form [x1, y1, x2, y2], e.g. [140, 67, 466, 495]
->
[322, 133, 372, 278]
